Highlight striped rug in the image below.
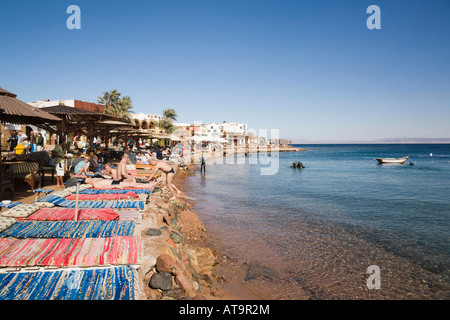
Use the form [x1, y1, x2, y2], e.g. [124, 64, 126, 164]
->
[0, 265, 137, 300]
[0, 236, 141, 267]
[26, 208, 120, 221]
[65, 192, 139, 201]
[37, 195, 145, 210]
[79, 188, 153, 194]
[0, 220, 136, 239]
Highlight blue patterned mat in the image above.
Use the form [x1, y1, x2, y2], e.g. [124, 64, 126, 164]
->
[0, 220, 136, 239]
[0, 265, 137, 300]
[37, 194, 145, 210]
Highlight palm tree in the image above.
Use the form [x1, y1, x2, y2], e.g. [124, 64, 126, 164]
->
[118, 96, 134, 122]
[159, 118, 176, 134]
[97, 90, 133, 122]
[98, 89, 121, 114]
[162, 108, 178, 121]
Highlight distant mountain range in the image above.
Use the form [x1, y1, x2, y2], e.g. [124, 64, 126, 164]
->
[292, 137, 450, 144]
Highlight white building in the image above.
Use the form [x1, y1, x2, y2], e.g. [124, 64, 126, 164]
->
[130, 113, 164, 133]
[199, 122, 249, 146]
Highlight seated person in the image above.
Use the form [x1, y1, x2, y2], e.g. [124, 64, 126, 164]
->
[88, 151, 100, 171]
[136, 151, 150, 164]
[74, 156, 92, 176]
[117, 153, 134, 182]
[84, 177, 157, 189]
[101, 163, 119, 180]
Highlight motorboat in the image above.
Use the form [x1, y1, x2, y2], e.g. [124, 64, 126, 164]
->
[376, 156, 408, 164]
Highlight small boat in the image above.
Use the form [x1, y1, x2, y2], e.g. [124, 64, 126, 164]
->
[376, 156, 408, 164]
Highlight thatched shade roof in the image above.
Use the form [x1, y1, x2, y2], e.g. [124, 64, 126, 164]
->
[0, 87, 61, 126]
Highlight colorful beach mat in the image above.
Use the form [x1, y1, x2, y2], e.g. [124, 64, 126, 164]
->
[0, 236, 141, 267]
[27, 208, 120, 221]
[0, 265, 137, 300]
[37, 195, 145, 210]
[79, 188, 153, 194]
[65, 191, 139, 201]
[0, 220, 136, 239]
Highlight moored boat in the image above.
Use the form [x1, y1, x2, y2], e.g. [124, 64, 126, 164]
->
[376, 156, 408, 164]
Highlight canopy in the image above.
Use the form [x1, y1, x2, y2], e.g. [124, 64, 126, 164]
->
[0, 87, 61, 129]
[40, 103, 125, 147]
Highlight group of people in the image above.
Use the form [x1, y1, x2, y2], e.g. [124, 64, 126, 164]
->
[83, 154, 181, 200]
[53, 141, 181, 200]
[7, 130, 45, 154]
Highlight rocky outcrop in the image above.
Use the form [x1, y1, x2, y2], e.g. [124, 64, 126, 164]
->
[140, 170, 217, 300]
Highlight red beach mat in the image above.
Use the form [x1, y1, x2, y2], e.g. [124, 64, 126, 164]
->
[0, 236, 141, 267]
[26, 208, 120, 221]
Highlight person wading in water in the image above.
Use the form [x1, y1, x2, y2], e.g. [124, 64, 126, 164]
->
[147, 158, 181, 200]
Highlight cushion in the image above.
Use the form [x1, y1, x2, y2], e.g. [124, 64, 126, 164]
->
[34, 202, 55, 208]
[1, 204, 40, 218]
[0, 217, 17, 232]
[52, 190, 72, 198]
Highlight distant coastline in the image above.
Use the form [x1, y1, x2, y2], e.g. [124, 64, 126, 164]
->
[292, 138, 450, 144]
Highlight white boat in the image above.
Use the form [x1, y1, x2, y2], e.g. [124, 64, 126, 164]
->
[376, 156, 408, 164]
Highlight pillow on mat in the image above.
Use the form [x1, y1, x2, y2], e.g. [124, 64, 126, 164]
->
[34, 201, 55, 208]
[0, 217, 17, 232]
[1, 204, 40, 218]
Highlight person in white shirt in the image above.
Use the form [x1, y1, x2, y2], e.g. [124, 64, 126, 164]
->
[136, 151, 149, 164]
[17, 131, 27, 144]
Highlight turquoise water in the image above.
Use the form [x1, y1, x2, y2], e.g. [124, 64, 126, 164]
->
[185, 144, 450, 299]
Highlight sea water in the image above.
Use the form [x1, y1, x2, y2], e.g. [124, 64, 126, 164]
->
[185, 144, 450, 299]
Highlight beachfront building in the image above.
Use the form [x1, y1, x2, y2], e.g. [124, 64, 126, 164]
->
[130, 113, 164, 134]
[29, 99, 105, 112]
[172, 121, 250, 147]
[217, 121, 248, 147]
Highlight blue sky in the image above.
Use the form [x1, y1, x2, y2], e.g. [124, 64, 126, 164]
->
[1, 0, 449, 142]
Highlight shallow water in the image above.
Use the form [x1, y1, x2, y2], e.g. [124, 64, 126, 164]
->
[185, 144, 450, 299]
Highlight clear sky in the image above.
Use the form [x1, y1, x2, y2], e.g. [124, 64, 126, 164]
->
[1, 0, 449, 142]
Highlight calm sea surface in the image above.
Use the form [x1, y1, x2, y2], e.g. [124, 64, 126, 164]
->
[185, 144, 450, 299]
